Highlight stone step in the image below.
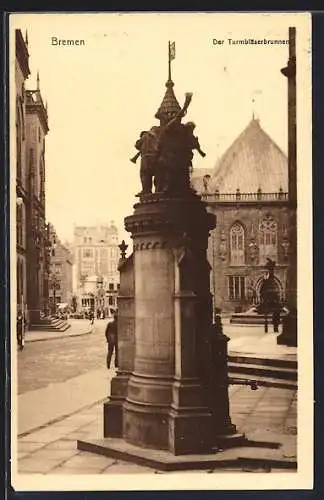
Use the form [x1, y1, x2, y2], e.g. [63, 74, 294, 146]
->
[230, 314, 286, 325]
[228, 361, 297, 381]
[228, 373, 297, 390]
[29, 319, 71, 332]
[228, 354, 297, 370]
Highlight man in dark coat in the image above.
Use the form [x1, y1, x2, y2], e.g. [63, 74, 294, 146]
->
[105, 311, 118, 369]
[17, 310, 25, 350]
[272, 307, 281, 333]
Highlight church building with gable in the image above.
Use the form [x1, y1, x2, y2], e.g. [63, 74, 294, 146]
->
[191, 117, 290, 314]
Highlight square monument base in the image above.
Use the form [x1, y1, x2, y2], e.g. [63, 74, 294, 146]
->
[103, 400, 123, 437]
[77, 436, 296, 472]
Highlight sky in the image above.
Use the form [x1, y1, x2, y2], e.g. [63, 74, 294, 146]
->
[11, 12, 311, 246]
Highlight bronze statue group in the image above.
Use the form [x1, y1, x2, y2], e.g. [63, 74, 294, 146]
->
[130, 93, 206, 196]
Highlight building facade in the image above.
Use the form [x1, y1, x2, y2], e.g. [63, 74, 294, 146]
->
[15, 29, 49, 323]
[25, 77, 49, 322]
[15, 29, 30, 313]
[73, 223, 120, 315]
[46, 224, 73, 313]
[192, 118, 290, 314]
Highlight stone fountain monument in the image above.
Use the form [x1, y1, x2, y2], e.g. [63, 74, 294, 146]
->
[78, 43, 243, 469]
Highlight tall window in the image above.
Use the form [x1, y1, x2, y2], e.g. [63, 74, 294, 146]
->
[228, 276, 246, 300]
[83, 248, 93, 259]
[259, 215, 278, 263]
[55, 263, 62, 274]
[230, 223, 245, 265]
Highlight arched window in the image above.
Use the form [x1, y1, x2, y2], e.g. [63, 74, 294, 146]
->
[230, 222, 245, 265]
[259, 215, 278, 263]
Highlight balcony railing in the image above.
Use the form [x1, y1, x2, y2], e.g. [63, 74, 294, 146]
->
[201, 191, 289, 203]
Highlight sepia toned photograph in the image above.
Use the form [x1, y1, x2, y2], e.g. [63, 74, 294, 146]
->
[9, 12, 312, 491]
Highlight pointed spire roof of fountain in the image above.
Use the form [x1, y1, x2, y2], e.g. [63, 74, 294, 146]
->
[155, 79, 182, 121]
[155, 41, 181, 121]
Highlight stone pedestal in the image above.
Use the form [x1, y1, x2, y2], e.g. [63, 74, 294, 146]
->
[117, 191, 237, 454]
[104, 255, 135, 437]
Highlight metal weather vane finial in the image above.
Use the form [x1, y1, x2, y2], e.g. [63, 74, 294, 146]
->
[155, 41, 182, 121]
[167, 41, 176, 85]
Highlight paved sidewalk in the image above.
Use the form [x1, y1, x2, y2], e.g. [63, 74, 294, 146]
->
[18, 368, 113, 436]
[16, 383, 297, 475]
[228, 332, 297, 360]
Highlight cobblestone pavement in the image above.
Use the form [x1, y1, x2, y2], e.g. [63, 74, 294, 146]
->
[16, 385, 297, 475]
[17, 320, 267, 396]
[17, 320, 108, 395]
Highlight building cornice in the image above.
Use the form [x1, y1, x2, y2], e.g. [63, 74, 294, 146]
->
[205, 200, 289, 209]
[26, 91, 49, 134]
[201, 191, 289, 209]
[201, 191, 288, 203]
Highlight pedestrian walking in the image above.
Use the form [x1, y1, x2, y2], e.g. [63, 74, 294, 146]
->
[272, 308, 281, 333]
[89, 309, 94, 325]
[213, 307, 223, 335]
[105, 311, 118, 369]
[17, 310, 25, 351]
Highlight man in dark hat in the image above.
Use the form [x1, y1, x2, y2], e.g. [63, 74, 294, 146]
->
[105, 310, 118, 370]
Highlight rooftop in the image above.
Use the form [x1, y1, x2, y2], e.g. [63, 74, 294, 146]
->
[192, 118, 288, 195]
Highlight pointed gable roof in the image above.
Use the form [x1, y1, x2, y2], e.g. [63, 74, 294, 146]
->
[209, 118, 288, 193]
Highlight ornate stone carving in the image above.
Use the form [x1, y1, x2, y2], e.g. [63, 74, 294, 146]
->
[248, 224, 258, 262]
[281, 227, 289, 260]
[218, 229, 227, 261]
[248, 240, 258, 261]
[133, 240, 169, 252]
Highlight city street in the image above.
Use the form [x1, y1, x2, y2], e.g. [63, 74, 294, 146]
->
[17, 319, 267, 395]
[15, 320, 297, 475]
[17, 320, 108, 395]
